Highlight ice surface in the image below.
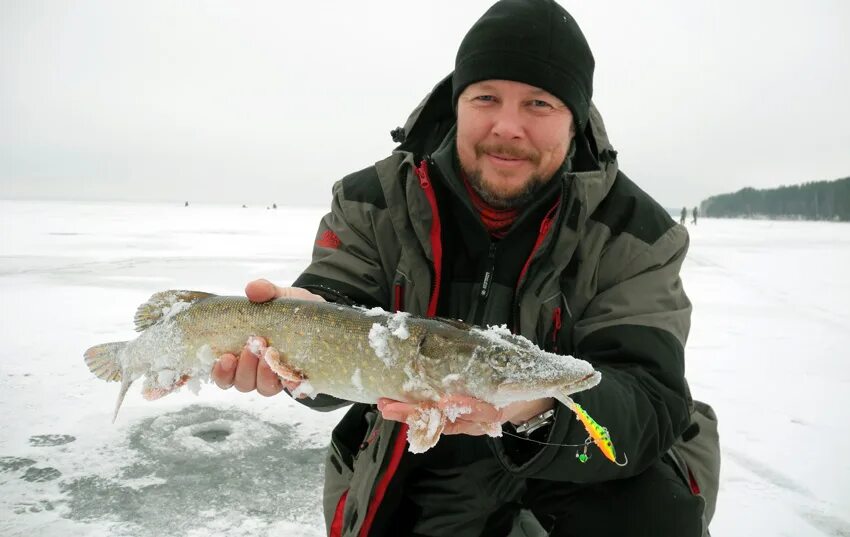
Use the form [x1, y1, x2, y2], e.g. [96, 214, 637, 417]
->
[1, 201, 849, 536]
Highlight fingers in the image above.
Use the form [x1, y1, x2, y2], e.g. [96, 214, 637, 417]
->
[256, 353, 284, 397]
[245, 279, 326, 303]
[213, 334, 308, 399]
[233, 344, 260, 393]
[376, 396, 505, 438]
[377, 398, 414, 423]
[442, 420, 496, 436]
[245, 279, 280, 303]
[439, 395, 504, 423]
[212, 353, 237, 389]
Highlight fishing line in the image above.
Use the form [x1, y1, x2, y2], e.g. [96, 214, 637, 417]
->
[499, 429, 629, 466]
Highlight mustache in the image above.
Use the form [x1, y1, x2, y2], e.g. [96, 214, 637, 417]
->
[474, 143, 540, 164]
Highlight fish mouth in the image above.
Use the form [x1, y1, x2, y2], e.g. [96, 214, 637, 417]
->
[561, 371, 602, 396]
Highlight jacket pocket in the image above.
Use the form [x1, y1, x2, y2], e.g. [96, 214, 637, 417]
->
[329, 404, 378, 472]
[667, 400, 720, 533]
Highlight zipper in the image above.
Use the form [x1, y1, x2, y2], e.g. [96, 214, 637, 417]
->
[415, 159, 442, 318]
[513, 201, 560, 332]
[480, 242, 497, 299]
[473, 242, 497, 326]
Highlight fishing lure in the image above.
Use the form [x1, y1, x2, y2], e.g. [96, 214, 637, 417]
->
[563, 397, 628, 466]
[500, 396, 628, 467]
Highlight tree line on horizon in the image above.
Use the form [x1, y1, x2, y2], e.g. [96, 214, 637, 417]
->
[700, 177, 850, 221]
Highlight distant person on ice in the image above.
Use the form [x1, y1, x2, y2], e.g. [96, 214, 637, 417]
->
[212, 1, 719, 535]
[692, 206, 699, 225]
[681, 206, 687, 225]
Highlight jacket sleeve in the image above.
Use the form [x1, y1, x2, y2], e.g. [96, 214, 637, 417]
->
[292, 172, 394, 310]
[290, 171, 396, 411]
[492, 224, 692, 481]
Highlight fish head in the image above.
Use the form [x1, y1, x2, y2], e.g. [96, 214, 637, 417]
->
[491, 345, 601, 403]
[559, 369, 601, 395]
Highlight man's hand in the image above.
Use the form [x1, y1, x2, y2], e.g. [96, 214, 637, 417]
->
[377, 395, 555, 436]
[211, 279, 324, 396]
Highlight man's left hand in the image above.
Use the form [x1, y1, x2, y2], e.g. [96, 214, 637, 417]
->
[377, 395, 555, 436]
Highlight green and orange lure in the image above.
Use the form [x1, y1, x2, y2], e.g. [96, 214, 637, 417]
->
[563, 396, 628, 467]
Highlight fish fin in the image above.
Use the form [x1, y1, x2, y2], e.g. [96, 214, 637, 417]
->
[432, 316, 474, 330]
[84, 342, 126, 382]
[554, 392, 577, 412]
[405, 405, 447, 454]
[134, 290, 216, 331]
[112, 377, 134, 423]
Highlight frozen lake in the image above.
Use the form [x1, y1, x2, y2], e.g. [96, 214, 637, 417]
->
[1, 200, 848, 536]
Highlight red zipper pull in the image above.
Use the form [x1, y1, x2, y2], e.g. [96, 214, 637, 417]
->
[552, 306, 562, 352]
[416, 160, 430, 188]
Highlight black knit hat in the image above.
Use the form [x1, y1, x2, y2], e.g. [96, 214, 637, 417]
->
[452, 0, 595, 129]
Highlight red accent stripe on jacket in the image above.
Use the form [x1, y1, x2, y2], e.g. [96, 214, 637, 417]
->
[329, 490, 349, 537]
[688, 467, 701, 495]
[517, 200, 560, 289]
[358, 423, 410, 536]
[415, 160, 443, 317]
[393, 283, 404, 313]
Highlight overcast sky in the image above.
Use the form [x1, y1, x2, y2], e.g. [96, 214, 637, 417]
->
[2, 0, 848, 208]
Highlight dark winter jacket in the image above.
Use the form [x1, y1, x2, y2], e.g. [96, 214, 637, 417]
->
[292, 74, 693, 537]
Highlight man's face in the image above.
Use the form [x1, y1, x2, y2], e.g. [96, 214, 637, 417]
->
[456, 80, 575, 209]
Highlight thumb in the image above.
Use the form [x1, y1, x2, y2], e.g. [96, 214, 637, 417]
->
[245, 280, 325, 303]
[245, 279, 279, 303]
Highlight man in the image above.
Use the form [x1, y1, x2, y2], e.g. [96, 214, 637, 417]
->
[213, 1, 711, 535]
[681, 206, 688, 225]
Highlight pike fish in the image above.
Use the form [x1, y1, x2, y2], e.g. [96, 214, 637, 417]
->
[85, 290, 615, 458]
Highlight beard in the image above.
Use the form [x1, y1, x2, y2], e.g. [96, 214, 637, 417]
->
[462, 142, 549, 209]
[463, 168, 548, 209]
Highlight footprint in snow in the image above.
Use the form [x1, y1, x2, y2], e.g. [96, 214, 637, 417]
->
[21, 466, 62, 482]
[28, 434, 76, 447]
[0, 456, 36, 473]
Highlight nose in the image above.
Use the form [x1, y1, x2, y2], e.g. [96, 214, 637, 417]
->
[490, 106, 524, 140]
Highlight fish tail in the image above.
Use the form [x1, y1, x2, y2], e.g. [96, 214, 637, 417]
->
[84, 341, 134, 422]
[113, 377, 134, 423]
[84, 342, 127, 382]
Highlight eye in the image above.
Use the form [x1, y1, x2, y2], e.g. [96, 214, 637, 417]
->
[472, 95, 496, 102]
[530, 99, 554, 109]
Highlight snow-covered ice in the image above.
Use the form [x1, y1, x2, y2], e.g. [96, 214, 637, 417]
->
[1, 200, 849, 536]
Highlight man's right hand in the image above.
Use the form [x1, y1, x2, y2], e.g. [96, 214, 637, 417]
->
[211, 279, 324, 396]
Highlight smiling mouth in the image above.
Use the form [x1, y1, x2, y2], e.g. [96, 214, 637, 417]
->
[488, 153, 525, 161]
[486, 153, 529, 167]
